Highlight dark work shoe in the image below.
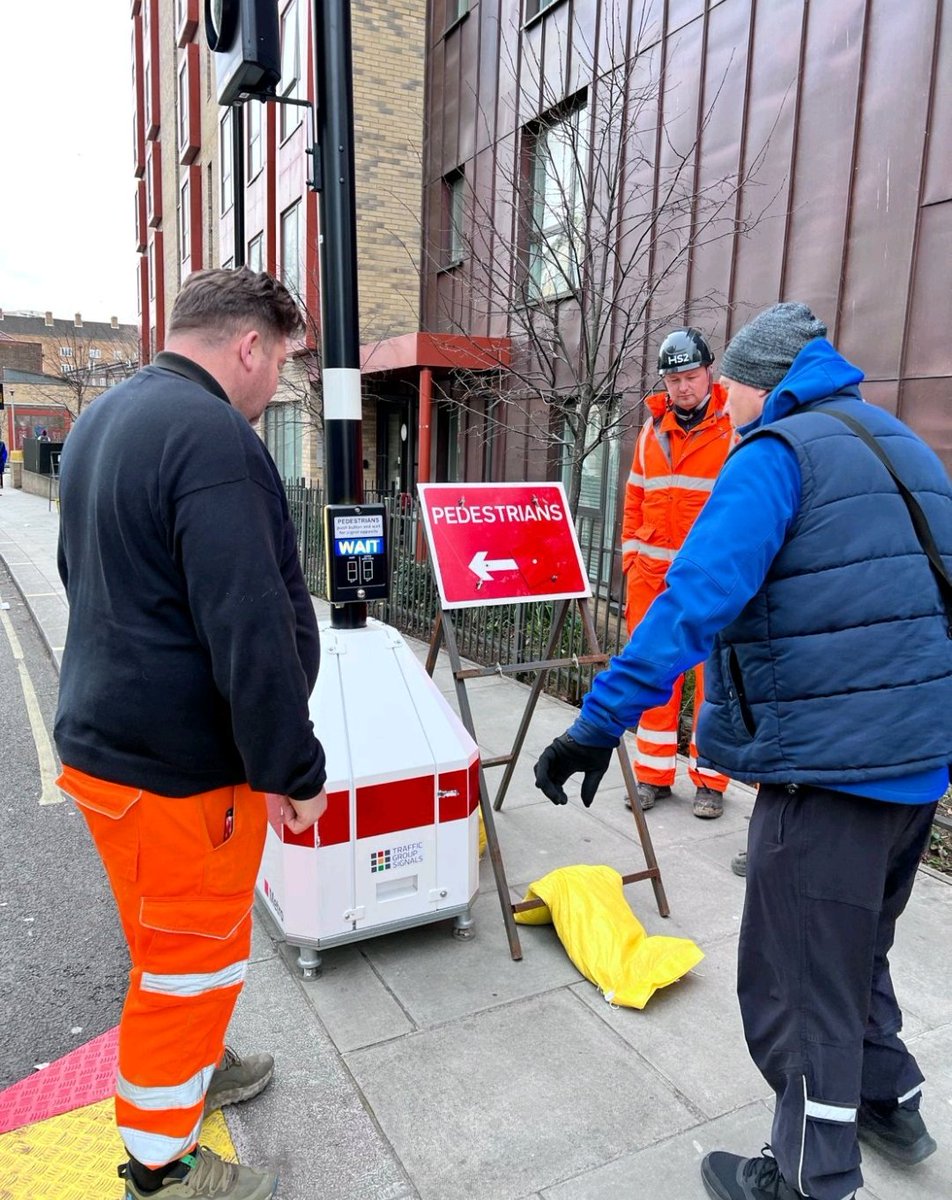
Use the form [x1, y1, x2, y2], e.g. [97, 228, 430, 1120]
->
[701, 1147, 816, 1199]
[694, 786, 725, 819]
[204, 1046, 274, 1114]
[625, 783, 672, 810]
[858, 1100, 937, 1165]
[731, 850, 747, 877]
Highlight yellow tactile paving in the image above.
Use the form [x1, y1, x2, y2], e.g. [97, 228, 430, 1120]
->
[0, 1099, 236, 1198]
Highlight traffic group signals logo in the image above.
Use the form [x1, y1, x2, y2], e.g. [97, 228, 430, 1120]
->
[370, 849, 391, 874]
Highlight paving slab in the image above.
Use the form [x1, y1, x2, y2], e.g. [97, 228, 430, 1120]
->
[292, 941, 417, 1053]
[594, 775, 755, 847]
[571, 935, 769, 1121]
[225, 955, 414, 1200]
[355, 881, 584, 1028]
[541, 1101, 773, 1200]
[492, 794, 645, 895]
[885, 872, 952, 1032]
[344, 988, 699, 1200]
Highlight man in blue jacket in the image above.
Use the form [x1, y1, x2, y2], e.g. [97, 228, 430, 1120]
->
[535, 303, 951, 1200]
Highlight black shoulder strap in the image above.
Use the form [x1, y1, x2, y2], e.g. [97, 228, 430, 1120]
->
[821, 408, 952, 626]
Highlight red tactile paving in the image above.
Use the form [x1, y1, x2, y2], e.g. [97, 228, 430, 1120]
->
[0, 1026, 118, 1134]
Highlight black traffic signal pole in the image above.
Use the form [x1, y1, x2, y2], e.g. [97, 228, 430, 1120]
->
[232, 105, 245, 267]
[313, 0, 366, 630]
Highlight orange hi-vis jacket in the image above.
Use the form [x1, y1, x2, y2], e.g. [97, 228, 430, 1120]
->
[622, 382, 733, 597]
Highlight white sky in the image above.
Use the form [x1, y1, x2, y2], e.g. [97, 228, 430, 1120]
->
[0, 5, 138, 323]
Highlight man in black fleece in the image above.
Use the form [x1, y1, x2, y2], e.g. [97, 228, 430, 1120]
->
[55, 268, 324, 1200]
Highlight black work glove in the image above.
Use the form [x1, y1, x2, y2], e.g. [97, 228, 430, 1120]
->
[534, 733, 614, 808]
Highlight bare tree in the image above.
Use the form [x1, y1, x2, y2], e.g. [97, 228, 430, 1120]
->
[262, 270, 325, 482]
[30, 326, 138, 420]
[423, 5, 779, 517]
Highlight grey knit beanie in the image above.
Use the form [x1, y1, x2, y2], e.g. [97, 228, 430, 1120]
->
[720, 302, 827, 390]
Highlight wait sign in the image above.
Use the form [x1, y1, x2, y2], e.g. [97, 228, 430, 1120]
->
[417, 482, 591, 609]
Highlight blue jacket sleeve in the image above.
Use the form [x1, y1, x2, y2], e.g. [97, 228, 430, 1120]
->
[569, 436, 802, 747]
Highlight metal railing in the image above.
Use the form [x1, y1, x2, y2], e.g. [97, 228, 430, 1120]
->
[284, 482, 630, 706]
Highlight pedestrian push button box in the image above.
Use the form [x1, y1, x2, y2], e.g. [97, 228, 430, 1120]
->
[324, 503, 389, 603]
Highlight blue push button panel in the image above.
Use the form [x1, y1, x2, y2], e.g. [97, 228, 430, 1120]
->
[324, 504, 390, 602]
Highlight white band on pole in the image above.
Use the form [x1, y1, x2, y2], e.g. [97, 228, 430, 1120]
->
[322, 367, 362, 421]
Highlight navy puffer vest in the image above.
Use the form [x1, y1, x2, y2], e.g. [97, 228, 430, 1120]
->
[697, 395, 952, 784]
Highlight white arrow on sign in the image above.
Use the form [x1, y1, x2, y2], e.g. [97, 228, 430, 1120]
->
[469, 550, 519, 582]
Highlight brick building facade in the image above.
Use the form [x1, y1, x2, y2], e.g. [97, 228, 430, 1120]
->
[0, 312, 138, 449]
[132, 0, 438, 489]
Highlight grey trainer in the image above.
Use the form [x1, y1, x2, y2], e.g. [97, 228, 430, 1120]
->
[119, 1146, 277, 1199]
[204, 1046, 274, 1114]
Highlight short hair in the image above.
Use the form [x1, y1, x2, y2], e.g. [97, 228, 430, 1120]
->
[168, 267, 304, 342]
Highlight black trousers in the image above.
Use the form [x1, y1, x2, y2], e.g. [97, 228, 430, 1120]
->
[738, 783, 936, 1200]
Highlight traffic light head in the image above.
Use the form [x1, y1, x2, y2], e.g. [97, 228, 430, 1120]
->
[205, 0, 281, 106]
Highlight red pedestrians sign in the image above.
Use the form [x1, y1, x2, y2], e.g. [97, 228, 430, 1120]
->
[417, 482, 591, 608]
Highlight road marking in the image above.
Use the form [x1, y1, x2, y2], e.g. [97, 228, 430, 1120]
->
[0, 601, 62, 806]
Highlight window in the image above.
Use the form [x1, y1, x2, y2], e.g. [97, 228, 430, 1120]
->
[525, 0, 560, 19]
[177, 60, 189, 155]
[281, 201, 301, 297]
[220, 110, 234, 211]
[247, 100, 263, 178]
[263, 402, 303, 480]
[59, 346, 73, 358]
[279, 0, 305, 140]
[446, 0, 469, 26]
[206, 162, 214, 269]
[482, 396, 499, 480]
[180, 178, 190, 261]
[89, 348, 103, 360]
[528, 105, 585, 300]
[445, 405, 460, 480]
[443, 170, 465, 266]
[561, 404, 620, 577]
[247, 234, 264, 271]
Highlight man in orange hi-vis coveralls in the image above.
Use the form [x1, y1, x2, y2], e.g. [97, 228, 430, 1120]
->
[622, 328, 734, 818]
[54, 269, 326, 1200]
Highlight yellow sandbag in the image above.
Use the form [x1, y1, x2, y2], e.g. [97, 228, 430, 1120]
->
[478, 808, 487, 858]
[514, 864, 704, 1009]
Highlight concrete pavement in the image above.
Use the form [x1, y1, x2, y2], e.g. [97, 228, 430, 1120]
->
[2, 482, 951, 1200]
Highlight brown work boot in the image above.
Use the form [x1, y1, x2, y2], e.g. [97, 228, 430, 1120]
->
[204, 1046, 274, 1113]
[625, 783, 672, 810]
[693, 786, 724, 819]
[119, 1146, 277, 1198]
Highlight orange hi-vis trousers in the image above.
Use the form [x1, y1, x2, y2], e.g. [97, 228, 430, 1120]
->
[58, 766, 267, 1169]
[625, 576, 729, 794]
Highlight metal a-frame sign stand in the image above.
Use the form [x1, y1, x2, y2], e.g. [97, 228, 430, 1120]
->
[418, 483, 670, 963]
